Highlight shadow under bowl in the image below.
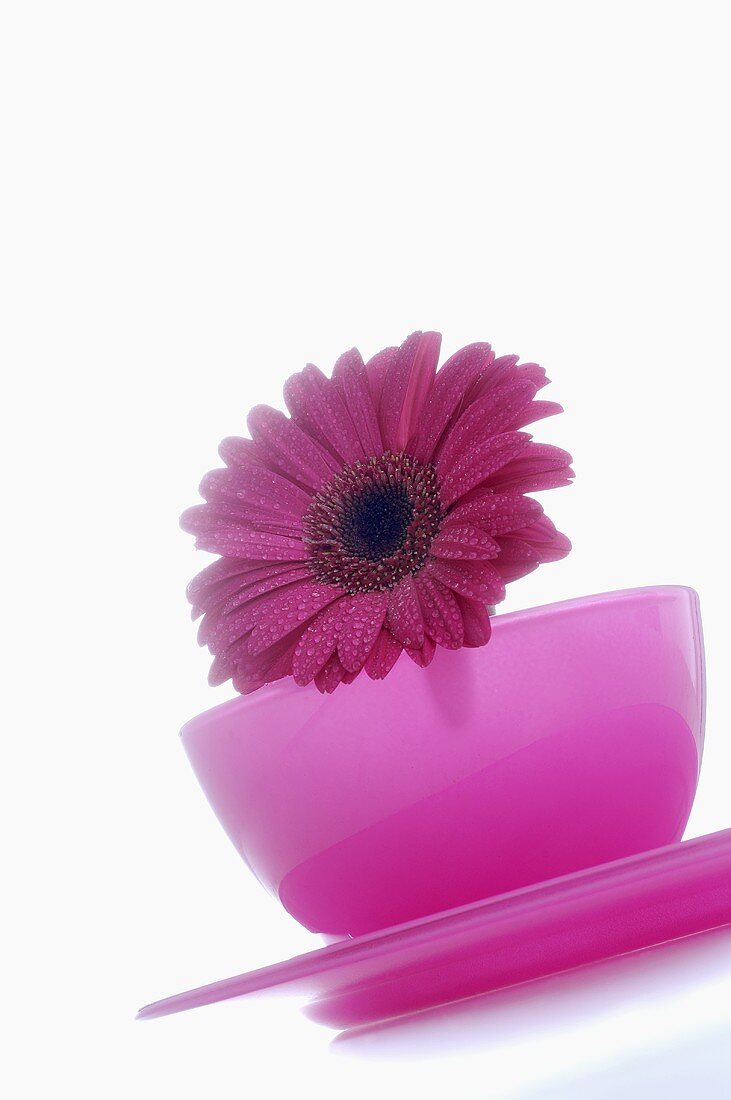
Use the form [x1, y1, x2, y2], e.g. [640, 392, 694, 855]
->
[181, 585, 705, 938]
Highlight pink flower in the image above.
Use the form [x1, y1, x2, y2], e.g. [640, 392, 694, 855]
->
[181, 332, 573, 694]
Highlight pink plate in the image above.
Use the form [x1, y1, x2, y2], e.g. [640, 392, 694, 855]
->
[138, 828, 731, 1027]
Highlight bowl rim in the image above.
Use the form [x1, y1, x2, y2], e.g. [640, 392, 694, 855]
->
[181, 584, 701, 741]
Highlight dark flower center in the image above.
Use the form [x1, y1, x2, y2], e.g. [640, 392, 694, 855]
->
[304, 451, 442, 594]
[341, 484, 414, 561]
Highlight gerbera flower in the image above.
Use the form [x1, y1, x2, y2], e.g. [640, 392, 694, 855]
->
[181, 331, 573, 694]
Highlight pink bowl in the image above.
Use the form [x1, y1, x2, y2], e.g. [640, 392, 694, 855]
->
[181, 586, 705, 938]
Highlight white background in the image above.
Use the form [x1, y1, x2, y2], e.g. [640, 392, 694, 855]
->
[2, 2, 731, 1097]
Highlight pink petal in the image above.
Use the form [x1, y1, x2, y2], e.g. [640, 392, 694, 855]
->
[386, 576, 424, 648]
[508, 515, 572, 561]
[439, 432, 531, 508]
[493, 537, 540, 564]
[435, 377, 537, 477]
[197, 565, 312, 645]
[500, 469, 574, 493]
[200, 465, 310, 517]
[184, 499, 303, 540]
[379, 331, 440, 452]
[232, 633, 300, 695]
[217, 436, 269, 469]
[292, 592, 387, 684]
[203, 567, 313, 648]
[510, 399, 564, 431]
[284, 364, 366, 465]
[415, 575, 464, 648]
[180, 508, 309, 560]
[428, 559, 506, 604]
[220, 563, 312, 610]
[431, 524, 501, 562]
[190, 572, 253, 621]
[491, 526, 565, 583]
[365, 629, 403, 680]
[467, 354, 520, 400]
[243, 576, 321, 627]
[487, 443, 574, 493]
[331, 348, 383, 456]
[337, 593, 388, 672]
[516, 362, 550, 391]
[247, 404, 339, 492]
[456, 596, 492, 647]
[198, 602, 259, 650]
[186, 558, 255, 612]
[406, 635, 436, 668]
[246, 581, 342, 656]
[314, 652, 349, 694]
[292, 599, 345, 685]
[444, 490, 544, 535]
[410, 342, 495, 463]
[208, 635, 250, 686]
[492, 552, 541, 584]
[364, 345, 398, 410]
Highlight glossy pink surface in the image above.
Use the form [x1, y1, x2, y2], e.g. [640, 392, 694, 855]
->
[137, 828, 731, 1024]
[181, 586, 705, 937]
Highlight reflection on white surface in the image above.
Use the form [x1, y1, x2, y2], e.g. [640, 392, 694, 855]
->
[332, 927, 731, 1098]
[535, 1024, 731, 1099]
